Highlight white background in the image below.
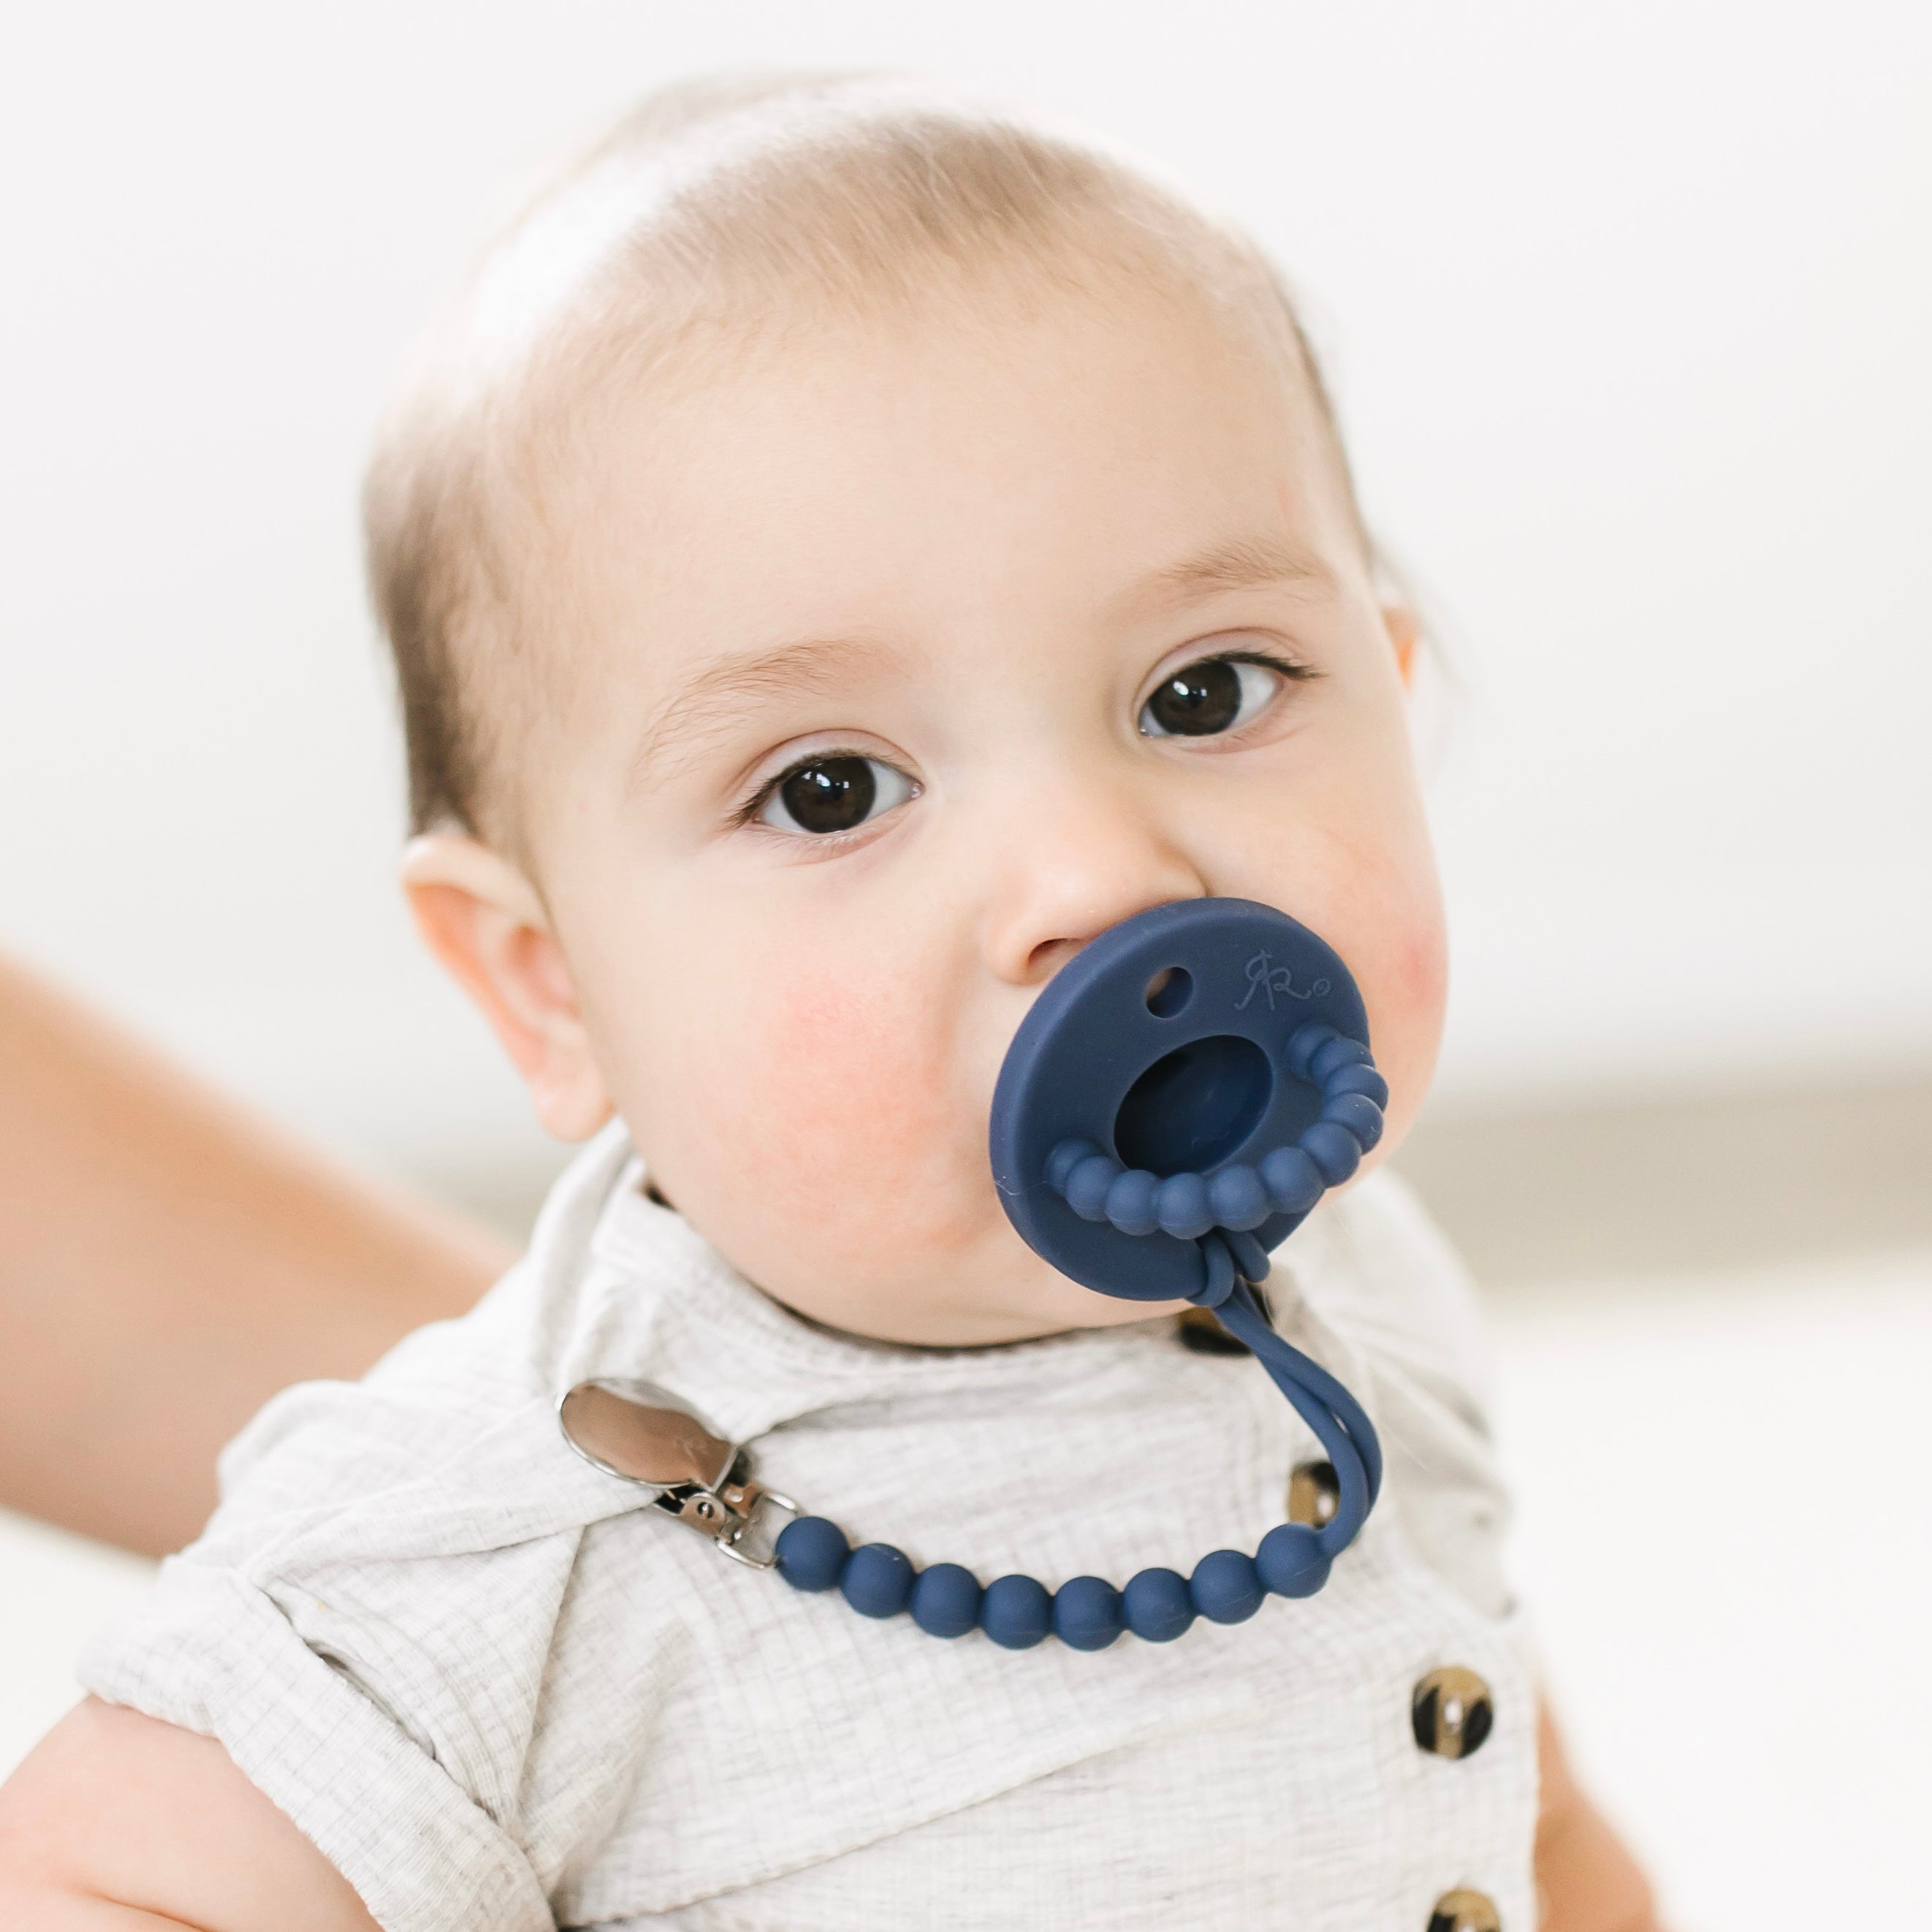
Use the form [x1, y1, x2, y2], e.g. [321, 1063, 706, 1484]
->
[3, 1, 1928, 1190]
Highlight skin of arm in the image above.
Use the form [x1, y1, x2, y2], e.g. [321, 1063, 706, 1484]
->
[0, 1699, 380, 1931]
[1534, 1699, 1663, 1931]
[0, 1696, 1656, 1931]
[0, 953, 511, 1556]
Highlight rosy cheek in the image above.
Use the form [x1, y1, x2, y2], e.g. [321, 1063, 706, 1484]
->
[1391, 918, 1448, 1025]
[1346, 876, 1447, 1140]
[705, 965, 969, 1245]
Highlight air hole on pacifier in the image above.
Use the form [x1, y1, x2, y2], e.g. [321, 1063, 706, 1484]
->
[1143, 966, 1193, 1017]
[1112, 1034, 1272, 1176]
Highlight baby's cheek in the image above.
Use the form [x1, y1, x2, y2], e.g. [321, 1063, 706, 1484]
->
[1315, 836, 1447, 1141]
[1396, 919, 1448, 1026]
[1231, 810, 1446, 1132]
[703, 965, 977, 1252]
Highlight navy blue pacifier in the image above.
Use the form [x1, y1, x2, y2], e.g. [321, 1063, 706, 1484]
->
[571, 899, 1388, 1651]
[990, 896, 1385, 1302]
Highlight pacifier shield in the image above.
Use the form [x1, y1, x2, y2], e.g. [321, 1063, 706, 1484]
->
[989, 899, 1369, 1301]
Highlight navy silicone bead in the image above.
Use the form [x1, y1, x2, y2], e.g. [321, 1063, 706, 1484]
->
[1206, 1163, 1270, 1231]
[1190, 1548, 1265, 1624]
[1287, 1022, 1339, 1080]
[1309, 1034, 1372, 1084]
[1105, 1167, 1161, 1237]
[910, 1562, 983, 1638]
[1323, 1062, 1390, 1108]
[980, 1574, 1054, 1650]
[1122, 1567, 1195, 1643]
[1046, 1137, 1100, 1194]
[1259, 1144, 1325, 1215]
[1053, 1575, 1125, 1651]
[841, 1543, 915, 1619]
[1300, 1120, 1362, 1186]
[774, 1515, 849, 1592]
[1321, 1091, 1385, 1151]
[1155, 1171, 1214, 1240]
[1066, 1153, 1120, 1222]
[1257, 1521, 1333, 1598]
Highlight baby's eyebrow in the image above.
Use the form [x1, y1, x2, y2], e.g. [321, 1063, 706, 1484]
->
[628, 634, 898, 791]
[1131, 535, 1335, 609]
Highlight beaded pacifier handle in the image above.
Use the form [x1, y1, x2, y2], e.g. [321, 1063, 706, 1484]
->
[562, 899, 1387, 1651]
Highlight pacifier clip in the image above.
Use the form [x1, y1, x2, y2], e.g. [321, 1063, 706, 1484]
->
[562, 899, 1385, 1651]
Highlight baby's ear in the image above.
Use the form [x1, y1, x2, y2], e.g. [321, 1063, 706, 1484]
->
[1381, 602, 1422, 689]
[401, 834, 613, 1141]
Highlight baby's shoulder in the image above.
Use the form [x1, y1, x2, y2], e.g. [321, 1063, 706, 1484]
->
[197, 1129, 688, 1578]
[193, 1339, 604, 1587]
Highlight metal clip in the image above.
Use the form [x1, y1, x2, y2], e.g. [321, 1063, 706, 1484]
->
[653, 1462, 799, 1569]
[558, 1378, 798, 1570]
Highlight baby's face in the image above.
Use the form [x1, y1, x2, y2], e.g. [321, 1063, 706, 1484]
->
[516, 281, 1445, 1344]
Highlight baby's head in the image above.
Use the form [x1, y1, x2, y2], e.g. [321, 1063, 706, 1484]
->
[372, 74, 1445, 1345]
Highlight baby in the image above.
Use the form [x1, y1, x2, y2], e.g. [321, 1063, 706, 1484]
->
[0, 73, 1656, 1932]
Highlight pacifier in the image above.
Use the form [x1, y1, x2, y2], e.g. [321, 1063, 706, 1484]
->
[563, 897, 1386, 1649]
[992, 895, 1385, 1301]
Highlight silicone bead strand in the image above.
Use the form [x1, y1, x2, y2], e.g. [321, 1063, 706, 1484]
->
[1046, 1022, 1385, 1248]
[770, 1510, 1352, 1651]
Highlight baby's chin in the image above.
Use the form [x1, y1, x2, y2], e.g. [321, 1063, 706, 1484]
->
[704, 1137, 1409, 1349]
[750, 1243, 1191, 1350]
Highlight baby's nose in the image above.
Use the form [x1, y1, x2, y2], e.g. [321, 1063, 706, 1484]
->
[977, 780, 1207, 987]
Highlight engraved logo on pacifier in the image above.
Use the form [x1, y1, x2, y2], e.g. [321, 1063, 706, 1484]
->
[1236, 950, 1332, 1011]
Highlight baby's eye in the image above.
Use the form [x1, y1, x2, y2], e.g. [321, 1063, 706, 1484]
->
[756, 755, 917, 836]
[1138, 657, 1282, 739]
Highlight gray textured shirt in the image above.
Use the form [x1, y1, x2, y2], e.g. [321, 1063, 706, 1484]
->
[83, 1121, 1536, 1930]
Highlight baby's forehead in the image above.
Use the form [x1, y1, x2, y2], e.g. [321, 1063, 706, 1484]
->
[492, 259, 1347, 807]
[553, 278, 1331, 566]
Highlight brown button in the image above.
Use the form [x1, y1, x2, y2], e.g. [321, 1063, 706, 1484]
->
[1287, 1459, 1339, 1527]
[1412, 1666, 1494, 1759]
[1428, 1889, 1501, 1932]
[1176, 1304, 1251, 1355]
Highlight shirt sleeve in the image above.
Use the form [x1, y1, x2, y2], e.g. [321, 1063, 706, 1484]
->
[80, 1556, 557, 1932]
[77, 1365, 635, 1932]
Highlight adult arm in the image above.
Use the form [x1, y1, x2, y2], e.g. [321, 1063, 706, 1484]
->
[1536, 1699, 1662, 1932]
[0, 951, 511, 1554]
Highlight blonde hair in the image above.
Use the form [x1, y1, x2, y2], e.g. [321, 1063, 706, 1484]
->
[364, 72, 1364, 843]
